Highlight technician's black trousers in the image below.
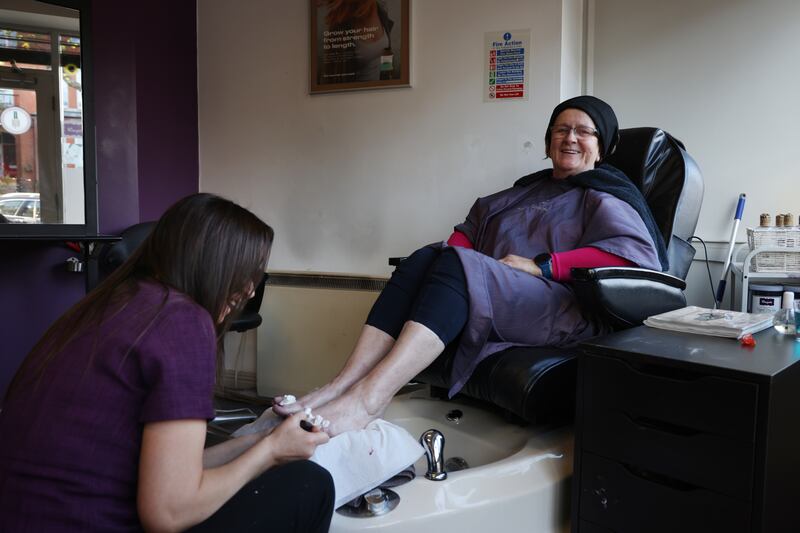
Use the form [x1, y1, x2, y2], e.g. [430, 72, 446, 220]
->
[188, 460, 334, 533]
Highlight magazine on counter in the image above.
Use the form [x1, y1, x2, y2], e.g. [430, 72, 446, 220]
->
[643, 306, 774, 339]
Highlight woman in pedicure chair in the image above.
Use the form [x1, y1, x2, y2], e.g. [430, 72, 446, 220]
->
[0, 194, 334, 533]
[274, 96, 666, 437]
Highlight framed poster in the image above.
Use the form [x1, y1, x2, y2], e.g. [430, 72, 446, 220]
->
[310, 0, 410, 94]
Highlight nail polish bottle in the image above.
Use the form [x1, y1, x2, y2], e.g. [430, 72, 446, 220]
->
[773, 291, 796, 335]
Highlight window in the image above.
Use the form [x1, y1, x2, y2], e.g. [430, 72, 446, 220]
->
[0, 198, 22, 215]
[0, 25, 84, 224]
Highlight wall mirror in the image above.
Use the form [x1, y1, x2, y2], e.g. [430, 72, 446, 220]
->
[0, 0, 95, 237]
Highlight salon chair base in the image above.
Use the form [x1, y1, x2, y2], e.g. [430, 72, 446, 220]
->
[416, 343, 579, 426]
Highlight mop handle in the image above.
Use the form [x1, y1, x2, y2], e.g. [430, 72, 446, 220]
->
[714, 193, 746, 308]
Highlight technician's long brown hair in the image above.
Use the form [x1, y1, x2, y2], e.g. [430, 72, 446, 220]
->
[5, 193, 274, 400]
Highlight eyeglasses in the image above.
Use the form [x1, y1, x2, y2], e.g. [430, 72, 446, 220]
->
[550, 125, 598, 139]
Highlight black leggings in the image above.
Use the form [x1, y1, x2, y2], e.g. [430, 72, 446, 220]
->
[188, 460, 334, 533]
[366, 246, 468, 344]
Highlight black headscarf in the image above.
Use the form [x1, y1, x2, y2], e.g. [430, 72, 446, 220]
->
[545, 95, 620, 160]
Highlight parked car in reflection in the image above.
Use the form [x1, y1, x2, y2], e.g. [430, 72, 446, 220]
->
[0, 192, 41, 223]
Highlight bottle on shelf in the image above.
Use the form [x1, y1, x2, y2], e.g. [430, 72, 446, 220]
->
[773, 291, 796, 335]
[379, 48, 394, 80]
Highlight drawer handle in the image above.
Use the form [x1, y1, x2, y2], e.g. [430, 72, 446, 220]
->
[620, 358, 706, 383]
[622, 462, 699, 492]
[628, 414, 700, 437]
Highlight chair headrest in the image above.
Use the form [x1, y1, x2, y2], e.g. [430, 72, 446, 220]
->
[604, 127, 700, 245]
[99, 221, 156, 276]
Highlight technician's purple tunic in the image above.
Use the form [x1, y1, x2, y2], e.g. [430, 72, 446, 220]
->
[447, 177, 660, 395]
[0, 281, 217, 532]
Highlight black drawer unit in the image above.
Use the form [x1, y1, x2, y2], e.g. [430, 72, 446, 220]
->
[579, 451, 750, 533]
[572, 327, 800, 532]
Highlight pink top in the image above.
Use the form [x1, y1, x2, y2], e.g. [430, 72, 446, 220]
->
[446, 230, 474, 249]
[447, 230, 634, 282]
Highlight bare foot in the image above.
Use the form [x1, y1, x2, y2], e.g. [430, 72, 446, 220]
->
[314, 388, 388, 436]
[272, 383, 344, 417]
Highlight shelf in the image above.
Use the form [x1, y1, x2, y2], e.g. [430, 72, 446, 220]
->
[0, 234, 121, 293]
[0, 234, 119, 242]
[731, 247, 800, 311]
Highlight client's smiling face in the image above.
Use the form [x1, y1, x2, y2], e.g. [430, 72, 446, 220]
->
[548, 108, 601, 179]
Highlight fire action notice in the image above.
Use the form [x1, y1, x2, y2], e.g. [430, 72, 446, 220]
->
[484, 29, 531, 102]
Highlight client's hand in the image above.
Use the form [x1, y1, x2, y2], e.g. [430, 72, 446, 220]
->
[266, 412, 330, 465]
[498, 254, 542, 277]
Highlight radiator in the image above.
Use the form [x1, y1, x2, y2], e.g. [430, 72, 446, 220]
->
[256, 272, 385, 398]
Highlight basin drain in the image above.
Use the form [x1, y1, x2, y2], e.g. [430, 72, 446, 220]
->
[445, 456, 470, 472]
[335, 488, 400, 518]
[446, 409, 463, 423]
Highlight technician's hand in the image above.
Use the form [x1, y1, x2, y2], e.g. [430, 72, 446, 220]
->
[265, 412, 330, 465]
[498, 254, 542, 277]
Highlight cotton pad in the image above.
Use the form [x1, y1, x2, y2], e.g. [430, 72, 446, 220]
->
[278, 395, 296, 406]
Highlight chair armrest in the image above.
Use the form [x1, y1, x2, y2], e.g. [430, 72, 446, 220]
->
[571, 267, 687, 329]
[572, 266, 686, 287]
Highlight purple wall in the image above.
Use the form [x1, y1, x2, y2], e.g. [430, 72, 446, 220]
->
[0, 0, 199, 400]
[0, 245, 85, 398]
[93, 0, 140, 235]
[135, 3, 199, 223]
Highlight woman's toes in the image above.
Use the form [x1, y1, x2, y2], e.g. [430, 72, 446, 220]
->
[275, 394, 297, 407]
[272, 394, 303, 416]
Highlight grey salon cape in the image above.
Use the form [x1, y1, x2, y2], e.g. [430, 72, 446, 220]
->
[446, 170, 661, 396]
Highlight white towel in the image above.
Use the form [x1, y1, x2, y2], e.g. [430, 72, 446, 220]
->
[310, 419, 424, 509]
[230, 411, 424, 509]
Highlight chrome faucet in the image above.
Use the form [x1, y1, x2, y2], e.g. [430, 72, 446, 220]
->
[420, 429, 447, 480]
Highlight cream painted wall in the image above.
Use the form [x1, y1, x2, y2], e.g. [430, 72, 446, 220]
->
[198, 0, 797, 308]
[559, 0, 586, 98]
[198, 0, 576, 276]
[591, 0, 800, 306]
